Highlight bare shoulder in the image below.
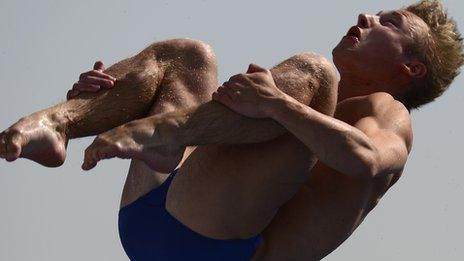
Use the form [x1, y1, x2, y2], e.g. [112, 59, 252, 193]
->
[337, 92, 413, 150]
[337, 92, 408, 116]
[367, 92, 410, 123]
[370, 92, 413, 151]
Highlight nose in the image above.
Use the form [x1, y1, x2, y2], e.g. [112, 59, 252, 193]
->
[357, 14, 370, 28]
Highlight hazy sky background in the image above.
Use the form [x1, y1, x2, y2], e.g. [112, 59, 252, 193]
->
[0, 0, 462, 260]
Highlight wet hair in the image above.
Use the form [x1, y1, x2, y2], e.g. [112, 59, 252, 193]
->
[399, 0, 464, 110]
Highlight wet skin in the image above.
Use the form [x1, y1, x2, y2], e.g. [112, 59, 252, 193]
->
[0, 8, 427, 261]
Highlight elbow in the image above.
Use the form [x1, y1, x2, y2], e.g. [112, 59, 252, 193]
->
[362, 155, 379, 179]
[349, 162, 377, 180]
[349, 148, 380, 179]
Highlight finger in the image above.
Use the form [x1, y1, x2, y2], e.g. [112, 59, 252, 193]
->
[223, 79, 247, 89]
[229, 73, 245, 82]
[223, 86, 242, 102]
[247, 63, 267, 73]
[72, 82, 101, 93]
[212, 90, 235, 107]
[222, 80, 240, 90]
[80, 70, 116, 81]
[222, 81, 245, 94]
[93, 61, 105, 71]
[219, 83, 242, 101]
[79, 76, 115, 89]
[216, 85, 227, 93]
[212, 91, 222, 103]
[229, 74, 254, 86]
[67, 89, 80, 100]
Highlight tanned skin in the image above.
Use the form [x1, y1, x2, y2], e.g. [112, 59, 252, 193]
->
[86, 52, 338, 239]
[0, 38, 338, 239]
[1, 7, 430, 261]
[0, 39, 218, 169]
[76, 9, 426, 261]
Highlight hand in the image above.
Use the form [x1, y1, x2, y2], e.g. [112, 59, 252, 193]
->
[212, 63, 287, 118]
[67, 61, 117, 100]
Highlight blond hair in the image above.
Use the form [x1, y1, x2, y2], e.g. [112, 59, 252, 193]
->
[401, 0, 464, 109]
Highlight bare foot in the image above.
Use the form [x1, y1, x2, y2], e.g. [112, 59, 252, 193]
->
[82, 118, 183, 173]
[0, 113, 68, 167]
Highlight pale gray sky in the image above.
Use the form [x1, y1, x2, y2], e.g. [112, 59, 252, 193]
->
[0, 0, 462, 260]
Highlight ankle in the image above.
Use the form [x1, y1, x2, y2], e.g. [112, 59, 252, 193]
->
[47, 111, 70, 141]
[155, 117, 184, 151]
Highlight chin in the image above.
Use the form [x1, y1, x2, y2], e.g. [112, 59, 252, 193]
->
[332, 46, 355, 73]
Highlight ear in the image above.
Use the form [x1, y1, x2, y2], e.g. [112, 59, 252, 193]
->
[400, 60, 427, 79]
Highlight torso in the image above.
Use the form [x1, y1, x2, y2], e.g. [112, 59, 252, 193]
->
[252, 95, 408, 261]
[251, 162, 402, 261]
[118, 51, 408, 259]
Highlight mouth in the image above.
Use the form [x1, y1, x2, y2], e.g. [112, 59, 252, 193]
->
[345, 26, 362, 42]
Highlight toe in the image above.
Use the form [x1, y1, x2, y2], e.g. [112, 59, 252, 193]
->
[83, 141, 104, 170]
[98, 149, 112, 160]
[82, 160, 96, 171]
[99, 143, 121, 160]
[0, 132, 6, 159]
[83, 147, 97, 170]
[5, 132, 22, 162]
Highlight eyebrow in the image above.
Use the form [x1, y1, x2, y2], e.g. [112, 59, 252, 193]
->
[377, 10, 404, 25]
[391, 11, 405, 22]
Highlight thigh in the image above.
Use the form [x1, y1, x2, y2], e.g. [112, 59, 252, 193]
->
[120, 38, 219, 209]
[165, 53, 339, 239]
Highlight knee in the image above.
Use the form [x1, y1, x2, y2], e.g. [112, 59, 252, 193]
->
[292, 52, 339, 116]
[154, 38, 217, 70]
[175, 38, 216, 62]
[292, 52, 338, 86]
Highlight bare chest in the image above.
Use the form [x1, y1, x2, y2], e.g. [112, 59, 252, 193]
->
[254, 163, 395, 260]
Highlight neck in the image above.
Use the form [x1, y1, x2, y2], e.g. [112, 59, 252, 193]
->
[337, 71, 374, 102]
[337, 71, 402, 102]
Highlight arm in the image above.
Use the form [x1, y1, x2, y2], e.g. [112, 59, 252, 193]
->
[213, 64, 411, 179]
[266, 93, 412, 178]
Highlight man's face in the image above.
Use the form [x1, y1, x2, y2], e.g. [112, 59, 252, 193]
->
[332, 9, 428, 90]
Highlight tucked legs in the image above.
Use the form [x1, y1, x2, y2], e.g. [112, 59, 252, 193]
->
[0, 38, 218, 167]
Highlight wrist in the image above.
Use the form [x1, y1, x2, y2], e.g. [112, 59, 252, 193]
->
[264, 93, 294, 119]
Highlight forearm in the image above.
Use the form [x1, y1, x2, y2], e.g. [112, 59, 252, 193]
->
[269, 95, 376, 176]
